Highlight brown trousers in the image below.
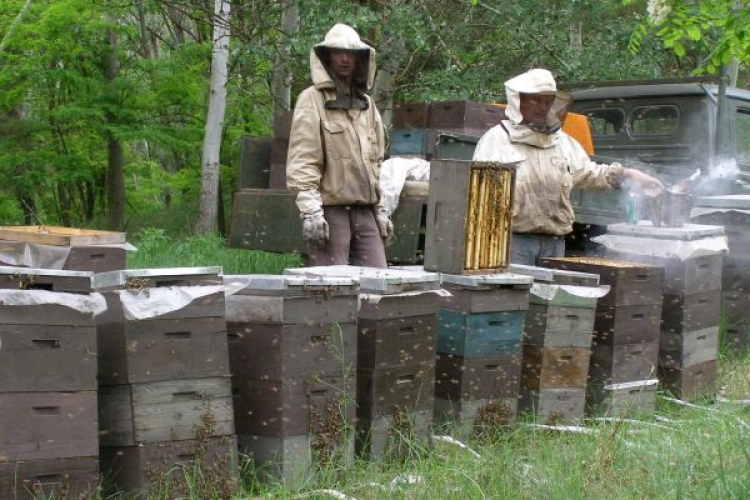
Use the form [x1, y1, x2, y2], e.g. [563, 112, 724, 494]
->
[305, 205, 387, 268]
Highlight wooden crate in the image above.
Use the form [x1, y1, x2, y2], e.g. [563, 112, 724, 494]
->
[521, 345, 591, 389]
[659, 326, 719, 369]
[228, 189, 306, 253]
[101, 435, 237, 495]
[518, 387, 586, 424]
[586, 379, 658, 417]
[0, 300, 97, 327]
[540, 257, 664, 307]
[0, 456, 99, 500]
[0, 225, 125, 246]
[0, 392, 98, 462]
[237, 431, 353, 486]
[433, 397, 518, 435]
[0, 324, 97, 392]
[358, 315, 436, 370]
[588, 340, 659, 384]
[428, 100, 504, 130]
[435, 309, 525, 357]
[392, 102, 431, 129]
[605, 251, 722, 295]
[233, 371, 355, 437]
[593, 303, 663, 345]
[356, 409, 432, 460]
[524, 304, 595, 348]
[424, 160, 516, 274]
[229, 322, 357, 380]
[238, 136, 271, 189]
[357, 364, 435, 419]
[98, 377, 234, 446]
[661, 290, 721, 333]
[659, 360, 717, 400]
[434, 353, 522, 400]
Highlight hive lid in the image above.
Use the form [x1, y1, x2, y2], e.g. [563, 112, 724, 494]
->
[92, 266, 222, 289]
[284, 265, 440, 293]
[438, 271, 533, 289]
[223, 273, 358, 295]
[605, 221, 725, 240]
[0, 265, 94, 279]
[509, 264, 600, 286]
[694, 194, 750, 209]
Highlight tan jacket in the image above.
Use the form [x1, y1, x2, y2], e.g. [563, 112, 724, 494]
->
[286, 24, 385, 215]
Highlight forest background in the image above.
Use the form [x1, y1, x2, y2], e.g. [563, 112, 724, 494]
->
[0, 0, 747, 239]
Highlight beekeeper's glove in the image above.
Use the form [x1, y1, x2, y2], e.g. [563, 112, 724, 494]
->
[374, 210, 395, 246]
[295, 190, 328, 248]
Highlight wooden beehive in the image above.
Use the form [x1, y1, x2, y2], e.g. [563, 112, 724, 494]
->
[424, 160, 517, 274]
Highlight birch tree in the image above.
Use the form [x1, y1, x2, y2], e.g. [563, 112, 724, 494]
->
[196, 0, 230, 234]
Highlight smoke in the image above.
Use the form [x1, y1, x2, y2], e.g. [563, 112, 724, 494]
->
[692, 158, 742, 196]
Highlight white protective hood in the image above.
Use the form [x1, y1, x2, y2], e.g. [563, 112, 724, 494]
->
[504, 68, 571, 134]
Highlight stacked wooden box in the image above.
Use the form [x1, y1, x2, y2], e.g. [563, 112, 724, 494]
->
[511, 264, 606, 424]
[268, 109, 294, 189]
[434, 272, 533, 434]
[0, 267, 103, 499]
[598, 223, 726, 400]
[691, 195, 750, 350]
[541, 256, 664, 416]
[285, 265, 442, 460]
[390, 101, 504, 159]
[94, 267, 236, 495]
[0, 225, 128, 272]
[224, 274, 358, 483]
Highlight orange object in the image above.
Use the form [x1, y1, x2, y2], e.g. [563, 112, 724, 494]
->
[491, 103, 595, 155]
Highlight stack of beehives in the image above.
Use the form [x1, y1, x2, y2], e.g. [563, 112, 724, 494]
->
[223, 273, 359, 484]
[390, 101, 504, 159]
[284, 265, 442, 461]
[691, 195, 750, 350]
[0, 267, 103, 499]
[541, 256, 664, 415]
[512, 264, 608, 424]
[433, 272, 533, 435]
[94, 267, 236, 496]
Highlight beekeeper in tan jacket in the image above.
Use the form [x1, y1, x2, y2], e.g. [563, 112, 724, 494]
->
[473, 68, 663, 265]
[286, 23, 392, 267]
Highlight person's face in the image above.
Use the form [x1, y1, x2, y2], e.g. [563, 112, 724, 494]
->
[329, 49, 356, 80]
[520, 93, 555, 128]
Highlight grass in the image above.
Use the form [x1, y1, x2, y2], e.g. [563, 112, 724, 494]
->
[21, 231, 750, 499]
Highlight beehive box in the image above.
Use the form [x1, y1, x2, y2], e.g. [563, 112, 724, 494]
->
[691, 195, 750, 248]
[0, 226, 127, 272]
[357, 364, 435, 419]
[0, 266, 94, 293]
[434, 353, 522, 400]
[588, 340, 660, 384]
[390, 129, 429, 157]
[659, 326, 719, 369]
[659, 360, 717, 400]
[233, 371, 355, 437]
[586, 379, 658, 417]
[520, 345, 591, 390]
[433, 397, 518, 435]
[661, 290, 721, 333]
[428, 100, 504, 130]
[592, 303, 663, 345]
[98, 377, 234, 446]
[518, 387, 587, 424]
[0, 392, 98, 462]
[0, 456, 99, 500]
[424, 160, 517, 274]
[605, 251, 722, 295]
[393, 102, 431, 129]
[358, 315, 436, 370]
[101, 435, 237, 495]
[435, 309, 525, 357]
[439, 271, 533, 313]
[356, 409, 432, 460]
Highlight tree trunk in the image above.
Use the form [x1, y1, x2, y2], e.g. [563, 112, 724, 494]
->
[272, 0, 298, 118]
[195, 0, 231, 234]
[104, 24, 125, 231]
[372, 68, 394, 130]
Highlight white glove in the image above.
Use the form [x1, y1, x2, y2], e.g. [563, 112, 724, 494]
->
[302, 214, 329, 248]
[374, 211, 395, 245]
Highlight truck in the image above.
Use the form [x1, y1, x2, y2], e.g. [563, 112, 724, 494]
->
[228, 77, 750, 261]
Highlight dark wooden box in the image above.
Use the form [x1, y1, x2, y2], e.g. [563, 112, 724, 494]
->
[588, 340, 659, 384]
[435, 353, 522, 400]
[358, 315, 436, 370]
[228, 322, 357, 379]
[722, 255, 750, 293]
[434, 396, 518, 434]
[659, 359, 717, 400]
[0, 301, 96, 327]
[0, 267, 93, 293]
[540, 257, 664, 307]
[0, 324, 97, 392]
[441, 285, 530, 314]
[238, 136, 271, 189]
[435, 309, 525, 357]
[273, 110, 294, 139]
[524, 303, 595, 348]
[357, 364, 435, 419]
[64, 246, 126, 273]
[659, 326, 719, 369]
[0, 391, 98, 462]
[387, 195, 429, 264]
[358, 291, 443, 320]
[228, 189, 306, 253]
[393, 102, 431, 129]
[604, 251, 722, 295]
[691, 210, 750, 249]
[586, 379, 658, 417]
[428, 100, 504, 130]
[661, 290, 721, 333]
[101, 435, 237, 496]
[226, 293, 357, 325]
[521, 345, 591, 390]
[0, 456, 99, 500]
[593, 303, 663, 345]
[98, 377, 234, 446]
[389, 129, 428, 156]
[355, 409, 432, 460]
[518, 387, 586, 424]
[233, 371, 355, 437]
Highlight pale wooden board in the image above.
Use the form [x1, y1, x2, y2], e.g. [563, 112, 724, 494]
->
[0, 225, 126, 246]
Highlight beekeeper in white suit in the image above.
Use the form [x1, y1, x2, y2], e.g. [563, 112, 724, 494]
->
[473, 68, 663, 265]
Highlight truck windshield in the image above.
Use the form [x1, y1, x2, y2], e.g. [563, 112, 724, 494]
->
[583, 108, 625, 136]
[631, 105, 679, 135]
